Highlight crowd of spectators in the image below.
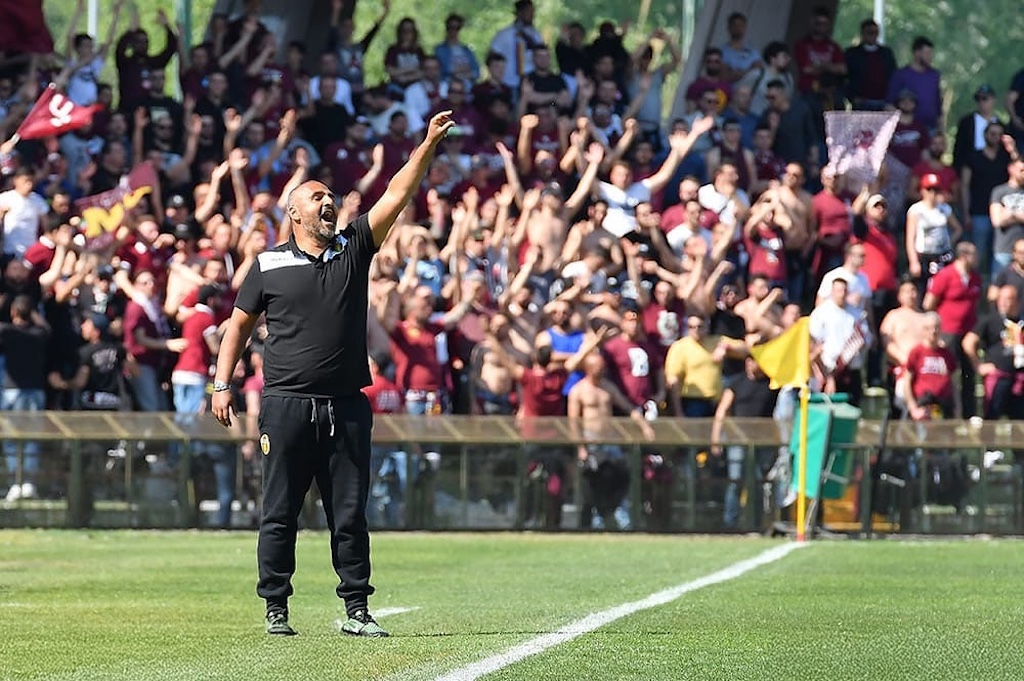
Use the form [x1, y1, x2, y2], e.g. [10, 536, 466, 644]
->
[1, 0, 1023, 529]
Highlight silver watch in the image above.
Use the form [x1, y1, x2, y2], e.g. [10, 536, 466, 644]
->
[213, 381, 231, 393]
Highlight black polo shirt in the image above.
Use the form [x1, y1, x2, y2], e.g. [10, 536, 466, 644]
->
[234, 214, 377, 398]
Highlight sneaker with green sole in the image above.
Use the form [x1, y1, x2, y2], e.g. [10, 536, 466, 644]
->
[266, 610, 298, 636]
[340, 610, 389, 637]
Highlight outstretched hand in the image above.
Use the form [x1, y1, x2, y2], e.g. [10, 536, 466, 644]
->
[426, 110, 456, 145]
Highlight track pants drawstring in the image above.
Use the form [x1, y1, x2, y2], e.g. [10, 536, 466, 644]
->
[310, 398, 336, 440]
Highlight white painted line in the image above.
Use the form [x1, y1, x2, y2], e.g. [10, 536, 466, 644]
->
[374, 606, 421, 618]
[434, 542, 806, 681]
[332, 605, 420, 631]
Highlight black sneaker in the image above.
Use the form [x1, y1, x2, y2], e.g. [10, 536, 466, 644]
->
[266, 609, 297, 636]
[340, 609, 389, 637]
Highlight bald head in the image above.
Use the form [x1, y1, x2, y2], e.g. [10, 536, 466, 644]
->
[286, 180, 337, 244]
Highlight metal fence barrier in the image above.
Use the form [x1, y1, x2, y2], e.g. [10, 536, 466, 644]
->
[0, 412, 1020, 535]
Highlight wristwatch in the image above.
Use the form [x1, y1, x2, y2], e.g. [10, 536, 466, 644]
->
[213, 380, 231, 393]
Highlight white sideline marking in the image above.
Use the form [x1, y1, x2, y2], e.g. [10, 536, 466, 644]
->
[434, 542, 806, 681]
[332, 605, 419, 630]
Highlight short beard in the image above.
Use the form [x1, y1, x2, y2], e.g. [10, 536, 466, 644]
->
[304, 218, 335, 244]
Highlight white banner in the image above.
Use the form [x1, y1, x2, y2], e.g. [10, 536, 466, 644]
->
[824, 111, 901, 186]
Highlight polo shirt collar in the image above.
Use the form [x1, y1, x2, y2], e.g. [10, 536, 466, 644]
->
[288, 233, 348, 263]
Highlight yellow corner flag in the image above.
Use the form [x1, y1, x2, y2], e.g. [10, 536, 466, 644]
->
[750, 317, 811, 390]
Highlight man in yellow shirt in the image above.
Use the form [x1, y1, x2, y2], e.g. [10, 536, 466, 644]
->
[665, 315, 748, 416]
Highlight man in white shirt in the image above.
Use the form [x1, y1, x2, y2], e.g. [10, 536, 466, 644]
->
[364, 86, 425, 138]
[697, 163, 751, 243]
[0, 168, 50, 261]
[817, 242, 873, 318]
[596, 118, 713, 237]
[308, 51, 356, 116]
[811, 276, 872, 405]
[488, 0, 544, 90]
[63, 0, 123, 106]
[404, 56, 449, 120]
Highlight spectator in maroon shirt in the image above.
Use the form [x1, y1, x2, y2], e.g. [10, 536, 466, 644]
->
[685, 48, 732, 113]
[179, 43, 214, 102]
[923, 242, 982, 417]
[642, 279, 685, 363]
[473, 52, 513, 114]
[904, 312, 958, 419]
[602, 303, 662, 410]
[792, 6, 846, 113]
[743, 190, 788, 289]
[114, 7, 178, 113]
[23, 214, 65, 280]
[324, 117, 378, 196]
[889, 89, 930, 169]
[811, 167, 852, 283]
[843, 19, 896, 111]
[122, 270, 188, 411]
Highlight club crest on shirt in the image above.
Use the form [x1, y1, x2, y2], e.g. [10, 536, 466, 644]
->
[322, 234, 348, 262]
[260, 434, 270, 456]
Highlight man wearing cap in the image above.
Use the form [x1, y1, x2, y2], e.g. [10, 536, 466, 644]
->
[852, 189, 898, 384]
[954, 85, 1004, 174]
[889, 88, 930, 171]
[906, 171, 960, 296]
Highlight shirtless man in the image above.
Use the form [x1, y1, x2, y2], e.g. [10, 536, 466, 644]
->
[733, 274, 784, 344]
[879, 279, 928, 409]
[518, 144, 605, 276]
[568, 353, 654, 530]
[776, 163, 814, 250]
[470, 313, 526, 415]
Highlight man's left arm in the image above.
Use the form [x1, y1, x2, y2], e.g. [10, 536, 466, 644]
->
[367, 111, 454, 248]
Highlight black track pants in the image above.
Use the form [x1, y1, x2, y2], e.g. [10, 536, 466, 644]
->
[255, 393, 374, 616]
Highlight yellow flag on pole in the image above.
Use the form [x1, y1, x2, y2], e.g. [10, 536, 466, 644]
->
[750, 317, 811, 390]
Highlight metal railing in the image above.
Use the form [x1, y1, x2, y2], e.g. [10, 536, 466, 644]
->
[0, 412, 1020, 535]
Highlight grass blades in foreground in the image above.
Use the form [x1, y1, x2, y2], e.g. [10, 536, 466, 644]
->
[2, 531, 1022, 680]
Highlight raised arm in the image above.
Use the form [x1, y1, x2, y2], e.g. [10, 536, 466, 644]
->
[646, 117, 715, 194]
[367, 111, 454, 248]
[65, 0, 86, 60]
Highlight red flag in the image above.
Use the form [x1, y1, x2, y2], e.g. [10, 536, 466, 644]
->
[15, 86, 100, 141]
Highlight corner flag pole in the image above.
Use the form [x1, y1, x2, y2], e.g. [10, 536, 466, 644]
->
[795, 384, 810, 542]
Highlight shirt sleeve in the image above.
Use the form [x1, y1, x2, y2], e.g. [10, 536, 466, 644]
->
[341, 212, 378, 273]
[234, 261, 266, 315]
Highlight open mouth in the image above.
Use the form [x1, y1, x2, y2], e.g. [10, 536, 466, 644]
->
[320, 207, 336, 224]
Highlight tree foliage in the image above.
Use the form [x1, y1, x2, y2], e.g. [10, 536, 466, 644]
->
[834, 0, 1024, 136]
[41, 0, 1022, 141]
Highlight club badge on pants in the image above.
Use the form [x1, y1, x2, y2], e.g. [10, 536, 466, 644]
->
[260, 434, 270, 456]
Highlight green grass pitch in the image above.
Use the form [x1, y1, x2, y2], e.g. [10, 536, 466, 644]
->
[1, 531, 1022, 680]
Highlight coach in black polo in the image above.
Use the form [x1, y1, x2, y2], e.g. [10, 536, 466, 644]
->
[212, 111, 456, 637]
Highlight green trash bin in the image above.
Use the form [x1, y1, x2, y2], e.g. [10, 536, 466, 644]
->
[789, 393, 862, 500]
